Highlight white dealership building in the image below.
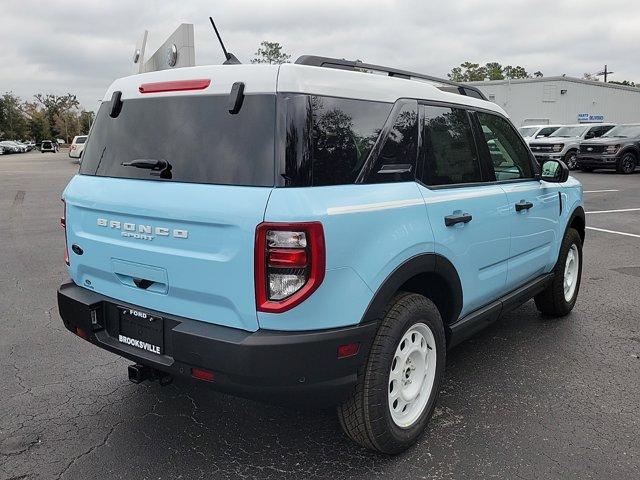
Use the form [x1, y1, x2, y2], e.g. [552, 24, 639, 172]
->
[466, 76, 640, 127]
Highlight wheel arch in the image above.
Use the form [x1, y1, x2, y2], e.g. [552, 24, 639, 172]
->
[360, 253, 463, 329]
[568, 205, 586, 243]
[619, 146, 639, 159]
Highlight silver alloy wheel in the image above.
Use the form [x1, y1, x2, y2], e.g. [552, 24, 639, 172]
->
[567, 152, 577, 170]
[388, 322, 437, 428]
[563, 244, 580, 302]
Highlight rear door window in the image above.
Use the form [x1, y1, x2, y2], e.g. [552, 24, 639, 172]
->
[419, 105, 482, 186]
[75, 137, 87, 144]
[80, 94, 276, 186]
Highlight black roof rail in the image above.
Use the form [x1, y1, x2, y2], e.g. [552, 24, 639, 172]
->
[295, 55, 488, 101]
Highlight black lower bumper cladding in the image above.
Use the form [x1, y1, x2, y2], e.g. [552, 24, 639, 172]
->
[57, 281, 376, 406]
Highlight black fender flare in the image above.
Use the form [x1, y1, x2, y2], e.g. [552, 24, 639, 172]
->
[567, 205, 586, 242]
[618, 146, 639, 160]
[360, 253, 463, 326]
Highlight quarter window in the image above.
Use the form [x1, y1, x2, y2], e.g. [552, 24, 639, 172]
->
[476, 112, 534, 181]
[310, 96, 391, 186]
[420, 105, 482, 186]
[362, 100, 418, 183]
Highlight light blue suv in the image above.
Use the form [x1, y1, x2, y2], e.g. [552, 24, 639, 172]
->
[57, 56, 585, 453]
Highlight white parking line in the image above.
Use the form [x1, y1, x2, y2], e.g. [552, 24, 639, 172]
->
[586, 226, 640, 239]
[586, 208, 640, 214]
[583, 189, 619, 193]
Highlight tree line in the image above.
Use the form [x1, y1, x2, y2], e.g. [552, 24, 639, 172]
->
[0, 92, 93, 143]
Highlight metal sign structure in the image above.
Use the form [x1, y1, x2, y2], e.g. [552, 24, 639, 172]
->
[132, 24, 196, 74]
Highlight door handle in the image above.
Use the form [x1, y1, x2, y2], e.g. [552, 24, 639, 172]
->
[515, 200, 534, 212]
[445, 213, 473, 227]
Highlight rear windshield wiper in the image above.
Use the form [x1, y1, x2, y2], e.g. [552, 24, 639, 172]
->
[121, 159, 172, 178]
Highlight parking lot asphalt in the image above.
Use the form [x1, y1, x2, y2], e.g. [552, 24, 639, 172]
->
[1, 151, 639, 480]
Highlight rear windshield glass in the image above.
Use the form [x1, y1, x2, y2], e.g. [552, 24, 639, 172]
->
[80, 94, 276, 186]
[75, 137, 87, 144]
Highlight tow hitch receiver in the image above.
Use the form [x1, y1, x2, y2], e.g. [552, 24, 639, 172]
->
[128, 364, 173, 386]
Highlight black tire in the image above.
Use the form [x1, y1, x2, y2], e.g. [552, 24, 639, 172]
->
[617, 152, 637, 174]
[337, 292, 446, 454]
[580, 167, 594, 172]
[534, 228, 582, 317]
[564, 150, 578, 170]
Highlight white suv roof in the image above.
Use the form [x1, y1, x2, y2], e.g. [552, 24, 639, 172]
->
[103, 63, 507, 117]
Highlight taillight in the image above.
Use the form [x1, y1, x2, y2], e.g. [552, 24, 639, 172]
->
[61, 199, 69, 266]
[255, 222, 325, 313]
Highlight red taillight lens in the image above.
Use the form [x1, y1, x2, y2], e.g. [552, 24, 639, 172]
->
[268, 249, 307, 268]
[255, 222, 325, 313]
[61, 199, 69, 266]
[191, 367, 215, 382]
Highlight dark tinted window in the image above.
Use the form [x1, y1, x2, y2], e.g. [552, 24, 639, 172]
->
[420, 105, 482, 186]
[310, 96, 391, 186]
[476, 112, 534, 181]
[280, 94, 392, 186]
[538, 126, 558, 137]
[80, 94, 276, 186]
[363, 100, 418, 183]
[75, 137, 87, 144]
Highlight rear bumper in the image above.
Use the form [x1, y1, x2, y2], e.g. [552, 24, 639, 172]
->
[57, 281, 376, 405]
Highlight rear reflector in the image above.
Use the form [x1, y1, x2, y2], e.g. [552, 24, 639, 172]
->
[139, 79, 211, 94]
[191, 367, 215, 382]
[337, 343, 360, 359]
[75, 326, 88, 340]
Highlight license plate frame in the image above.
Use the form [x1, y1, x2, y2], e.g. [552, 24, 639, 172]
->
[118, 307, 164, 355]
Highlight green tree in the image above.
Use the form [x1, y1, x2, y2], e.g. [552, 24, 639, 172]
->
[503, 65, 529, 79]
[34, 93, 80, 140]
[449, 62, 539, 82]
[0, 93, 29, 139]
[23, 101, 51, 142]
[485, 62, 505, 80]
[609, 80, 637, 87]
[251, 41, 291, 65]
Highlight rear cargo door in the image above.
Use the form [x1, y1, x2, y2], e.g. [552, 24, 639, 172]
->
[64, 73, 278, 332]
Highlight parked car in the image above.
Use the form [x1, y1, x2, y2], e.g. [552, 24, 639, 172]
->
[528, 123, 615, 169]
[57, 56, 585, 454]
[517, 124, 562, 142]
[69, 135, 88, 160]
[40, 140, 57, 153]
[577, 124, 640, 173]
[0, 146, 4, 155]
[0, 141, 24, 153]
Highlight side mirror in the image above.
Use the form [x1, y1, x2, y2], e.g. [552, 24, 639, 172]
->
[541, 159, 569, 183]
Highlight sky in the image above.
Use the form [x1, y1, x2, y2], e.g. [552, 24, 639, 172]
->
[2, 0, 639, 110]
